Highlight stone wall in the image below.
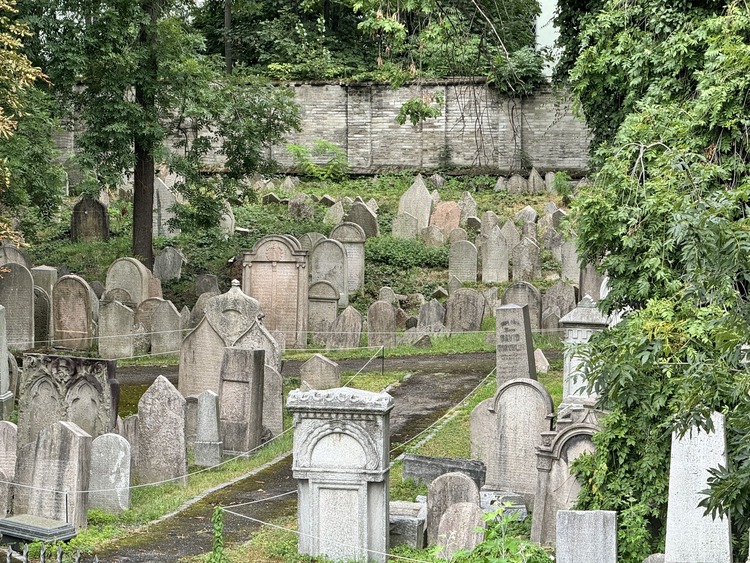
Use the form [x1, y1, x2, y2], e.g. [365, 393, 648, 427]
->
[53, 80, 591, 178]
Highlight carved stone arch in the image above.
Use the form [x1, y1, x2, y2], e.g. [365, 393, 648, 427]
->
[491, 378, 554, 415]
[65, 378, 101, 437]
[550, 423, 597, 461]
[299, 420, 380, 471]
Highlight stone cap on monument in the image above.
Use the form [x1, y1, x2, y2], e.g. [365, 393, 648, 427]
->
[287, 387, 394, 414]
[559, 295, 609, 328]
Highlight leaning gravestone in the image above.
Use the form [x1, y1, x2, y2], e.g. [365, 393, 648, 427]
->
[330, 222, 367, 295]
[398, 174, 433, 231]
[136, 375, 187, 486]
[307, 281, 339, 345]
[194, 390, 223, 467]
[427, 471, 480, 545]
[437, 502, 486, 561]
[52, 275, 98, 351]
[88, 433, 131, 513]
[392, 213, 419, 240]
[449, 240, 478, 283]
[344, 200, 379, 238]
[26, 421, 92, 530]
[98, 300, 135, 359]
[152, 246, 186, 282]
[0, 262, 34, 351]
[367, 300, 397, 348]
[664, 412, 732, 562]
[501, 281, 542, 330]
[71, 196, 109, 242]
[444, 288, 484, 333]
[494, 304, 536, 385]
[430, 201, 461, 236]
[242, 235, 308, 348]
[309, 239, 348, 308]
[487, 379, 553, 509]
[300, 354, 340, 391]
[556, 510, 617, 563]
[287, 387, 393, 563]
[325, 305, 361, 350]
[323, 201, 345, 225]
[219, 348, 264, 453]
[105, 257, 152, 308]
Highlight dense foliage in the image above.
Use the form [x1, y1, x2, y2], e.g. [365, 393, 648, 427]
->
[567, 0, 750, 560]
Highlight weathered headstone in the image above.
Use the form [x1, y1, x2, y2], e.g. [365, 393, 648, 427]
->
[367, 300, 397, 348]
[194, 389, 223, 467]
[445, 288, 484, 334]
[391, 213, 419, 240]
[457, 192, 477, 226]
[427, 472, 480, 545]
[481, 225, 508, 283]
[501, 281, 542, 330]
[0, 263, 34, 351]
[150, 299, 183, 356]
[495, 304, 536, 385]
[580, 263, 605, 302]
[344, 201, 379, 238]
[449, 240, 477, 283]
[542, 280, 577, 321]
[329, 222, 366, 295]
[398, 174, 433, 231]
[98, 300, 135, 359]
[0, 243, 30, 270]
[560, 239, 579, 284]
[556, 511, 617, 563]
[219, 348, 264, 453]
[300, 354, 340, 391]
[136, 375, 187, 486]
[27, 421, 92, 530]
[133, 296, 166, 352]
[152, 177, 182, 237]
[325, 306, 362, 350]
[309, 239, 348, 308]
[448, 227, 467, 244]
[288, 193, 315, 220]
[52, 275, 98, 351]
[390, 501, 427, 549]
[512, 238, 541, 282]
[242, 235, 308, 348]
[71, 196, 109, 242]
[430, 201, 461, 236]
[299, 232, 326, 252]
[418, 299, 445, 330]
[195, 274, 220, 297]
[664, 412, 732, 562]
[31, 265, 58, 301]
[515, 205, 538, 224]
[323, 201, 345, 225]
[89, 433, 131, 513]
[506, 174, 527, 194]
[263, 364, 284, 437]
[421, 225, 445, 248]
[33, 287, 51, 348]
[378, 286, 397, 305]
[287, 388, 393, 563]
[308, 281, 339, 345]
[402, 454, 486, 490]
[105, 257, 153, 307]
[153, 246, 186, 282]
[437, 502, 486, 561]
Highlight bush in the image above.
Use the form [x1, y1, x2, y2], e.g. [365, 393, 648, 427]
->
[366, 236, 448, 270]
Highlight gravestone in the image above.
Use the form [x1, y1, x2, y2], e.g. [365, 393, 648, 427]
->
[136, 375, 187, 486]
[444, 288, 484, 334]
[501, 281, 542, 330]
[194, 390, 223, 467]
[580, 263, 605, 302]
[325, 306, 362, 350]
[469, 398, 495, 482]
[448, 227, 467, 244]
[542, 280, 577, 321]
[16, 354, 117, 453]
[531, 423, 597, 546]
[378, 286, 397, 305]
[528, 168, 545, 193]
[487, 379, 554, 508]
[0, 422, 14, 516]
[299, 232, 326, 252]
[288, 194, 315, 221]
[664, 412, 732, 562]
[0, 243, 30, 269]
[287, 387, 393, 563]
[392, 213, 419, 240]
[515, 205, 538, 224]
[398, 174, 433, 231]
[242, 235, 308, 348]
[512, 238, 541, 282]
[152, 177, 182, 237]
[457, 192, 477, 226]
[478, 211, 499, 246]
[556, 511, 617, 563]
[263, 364, 284, 437]
[449, 240, 477, 283]
[71, 196, 109, 242]
[179, 281, 279, 397]
[33, 287, 51, 348]
[559, 296, 609, 409]
[418, 299, 445, 330]
[323, 201, 345, 225]
[0, 263, 34, 351]
[195, 274, 220, 297]
[494, 304, 536, 385]
[98, 300, 135, 359]
[481, 225, 508, 283]
[219, 202, 235, 236]
[500, 220, 520, 252]
[429, 202, 461, 236]
[421, 225, 445, 248]
[390, 501, 427, 549]
[367, 300, 397, 348]
[219, 348, 264, 453]
[105, 257, 152, 307]
[152, 246, 186, 282]
[507, 174, 527, 194]
[88, 433, 131, 513]
[542, 307, 561, 333]
[52, 275, 98, 351]
[521, 220, 538, 243]
[329, 222, 366, 295]
[151, 299, 183, 356]
[308, 281, 339, 346]
[344, 201, 379, 238]
[437, 502, 486, 561]
[427, 472, 480, 545]
[300, 354, 340, 391]
[31, 266, 58, 302]
[133, 297, 166, 352]
[309, 239, 348, 308]
[26, 421, 91, 530]
[560, 240, 579, 284]
[482, 287, 498, 322]
[535, 349, 550, 373]
[402, 454, 486, 490]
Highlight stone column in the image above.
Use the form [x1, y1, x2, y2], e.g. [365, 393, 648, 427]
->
[287, 387, 394, 563]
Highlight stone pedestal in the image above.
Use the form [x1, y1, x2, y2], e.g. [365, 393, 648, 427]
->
[288, 388, 393, 563]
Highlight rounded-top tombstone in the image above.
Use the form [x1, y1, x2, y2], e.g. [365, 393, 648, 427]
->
[105, 257, 152, 307]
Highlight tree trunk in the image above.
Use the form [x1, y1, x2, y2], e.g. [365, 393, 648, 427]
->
[133, 139, 154, 268]
[224, 0, 233, 73]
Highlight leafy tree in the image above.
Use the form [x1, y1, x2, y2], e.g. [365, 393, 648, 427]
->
[568, 1, 750, 560]
[20, 0, 300, 267]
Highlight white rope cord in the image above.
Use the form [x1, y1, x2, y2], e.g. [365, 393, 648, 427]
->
[390, 366, 496, 455]
[340, 346, 385, 387]
[223, 508, 433, 563]
[223, 489, 298, 510]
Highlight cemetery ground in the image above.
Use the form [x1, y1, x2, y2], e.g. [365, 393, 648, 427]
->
[52, 348, 563, 561]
